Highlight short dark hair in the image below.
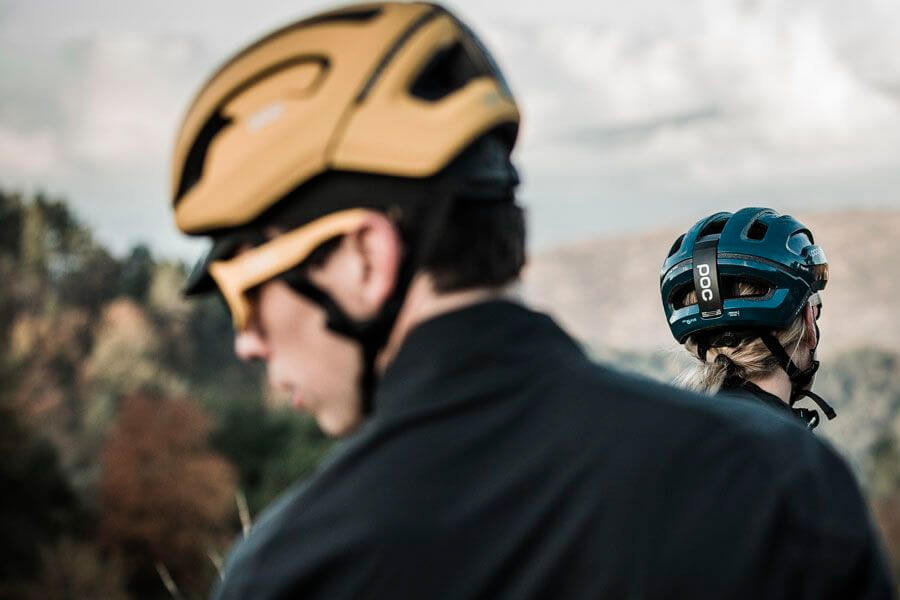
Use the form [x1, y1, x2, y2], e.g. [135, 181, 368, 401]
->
[412, 199, 526, 292]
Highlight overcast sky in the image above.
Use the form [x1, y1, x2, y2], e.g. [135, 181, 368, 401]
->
[1, 0, 899, 260]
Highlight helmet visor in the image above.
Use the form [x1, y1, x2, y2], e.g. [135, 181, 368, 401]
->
[803, 244, 829, 291]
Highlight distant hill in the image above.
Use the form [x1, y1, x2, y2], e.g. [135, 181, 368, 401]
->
[523, 210, 900, 358]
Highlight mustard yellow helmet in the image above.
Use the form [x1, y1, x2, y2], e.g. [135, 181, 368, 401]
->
[171, 1, 520, 236]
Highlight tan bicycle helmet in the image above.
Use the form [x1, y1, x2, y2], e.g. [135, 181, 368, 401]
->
[171, 1, 519, 235]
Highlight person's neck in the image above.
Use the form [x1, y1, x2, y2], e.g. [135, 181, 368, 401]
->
[748, 369, 793, 404]
[375, 276, 511, 373]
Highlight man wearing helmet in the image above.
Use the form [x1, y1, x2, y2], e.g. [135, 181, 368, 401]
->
[171, 3, 894, 599]
[174, 2, 522, 436]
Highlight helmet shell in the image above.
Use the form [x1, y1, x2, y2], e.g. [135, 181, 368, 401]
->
[171, 2, 520, 235]
[660, 207, 828, 343]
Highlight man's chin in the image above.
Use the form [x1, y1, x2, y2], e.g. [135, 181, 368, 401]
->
[317, 411, 363, 438]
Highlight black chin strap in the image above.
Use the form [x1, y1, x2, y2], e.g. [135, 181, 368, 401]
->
[758, 331, 836, 429]
[280, 186, 458, 415]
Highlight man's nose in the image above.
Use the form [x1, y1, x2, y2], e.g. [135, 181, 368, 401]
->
[234, 329, 268, 362]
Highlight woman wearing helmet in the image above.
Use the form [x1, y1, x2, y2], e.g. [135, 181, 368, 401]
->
[660, 207, 835, 429]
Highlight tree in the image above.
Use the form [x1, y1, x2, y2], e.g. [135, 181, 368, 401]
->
[101, 393, 236, 596]
[119, 244, 154, 303]
[81, 299, 184, 439]
[0, 189, 23, 259]
[0, 370, 81, 590]
[211, 401, 333, 514]
[18, 539, 131, 600]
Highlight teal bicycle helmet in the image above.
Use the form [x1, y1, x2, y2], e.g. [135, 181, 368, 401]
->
[661, 207, 828, 344]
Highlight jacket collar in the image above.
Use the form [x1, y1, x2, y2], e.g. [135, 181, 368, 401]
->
[374, 299, 584, 417]
[720, 377, 796, 418]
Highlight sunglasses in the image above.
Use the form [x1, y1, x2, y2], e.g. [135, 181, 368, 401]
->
[209, 208, 369, 331]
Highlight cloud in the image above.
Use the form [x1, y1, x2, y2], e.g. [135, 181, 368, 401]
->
[0, 127, 64, 175]
[0, 33, 211, 171]
[62, 35, 211, 167]
[0, 32, 214, 256]
[2, 0, 899, 256]
[497, 0, 900, 194]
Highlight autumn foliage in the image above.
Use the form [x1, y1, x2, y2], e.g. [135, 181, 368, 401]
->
[1, 190, 331, 599]
[101, 393, 236, 593]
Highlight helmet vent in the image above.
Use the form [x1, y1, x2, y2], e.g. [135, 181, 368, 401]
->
[747, 221, 768, 240]
[667, 233, 686, 258]
[356, 8, 440, 103]
[698, 217, 727, 240]
[789, 230, 815, 250]
[410, 42, 482, 101]
[175, 110, 232, 205]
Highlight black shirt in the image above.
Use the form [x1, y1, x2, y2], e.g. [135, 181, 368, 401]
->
[213, 300, 894, 599]
[720, 377, 799, 417]
[719, 377, 822, 428]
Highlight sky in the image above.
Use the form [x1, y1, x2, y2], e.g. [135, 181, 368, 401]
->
[1, 0, 899, 260]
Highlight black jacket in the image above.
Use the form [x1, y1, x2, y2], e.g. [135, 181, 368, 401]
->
[213, 300, 894, 599]
[719, 377, 820, 425]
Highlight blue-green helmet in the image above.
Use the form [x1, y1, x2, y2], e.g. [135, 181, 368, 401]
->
[660, 207, 828, 344]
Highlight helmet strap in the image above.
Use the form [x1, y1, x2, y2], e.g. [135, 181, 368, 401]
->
[279, 184, 457, 416]
[758, 332, 836, 427]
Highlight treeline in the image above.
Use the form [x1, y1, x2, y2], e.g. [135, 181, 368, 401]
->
[0, 190, 332, 599]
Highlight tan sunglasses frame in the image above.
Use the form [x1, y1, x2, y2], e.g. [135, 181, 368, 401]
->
[209, 208, 369, 330]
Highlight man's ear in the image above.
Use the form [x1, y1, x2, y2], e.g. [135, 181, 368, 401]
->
[308, 211, 403, 320]
[802, 303, 818, 349]
[352, 211, 403, 313]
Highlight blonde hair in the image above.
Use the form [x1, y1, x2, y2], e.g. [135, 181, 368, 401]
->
[674, 282, 808, 394]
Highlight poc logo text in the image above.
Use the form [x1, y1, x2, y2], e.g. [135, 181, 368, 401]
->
[697, 264, 714, 302]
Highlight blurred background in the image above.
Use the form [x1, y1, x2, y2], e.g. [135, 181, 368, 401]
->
[1, 0, 898, 597]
